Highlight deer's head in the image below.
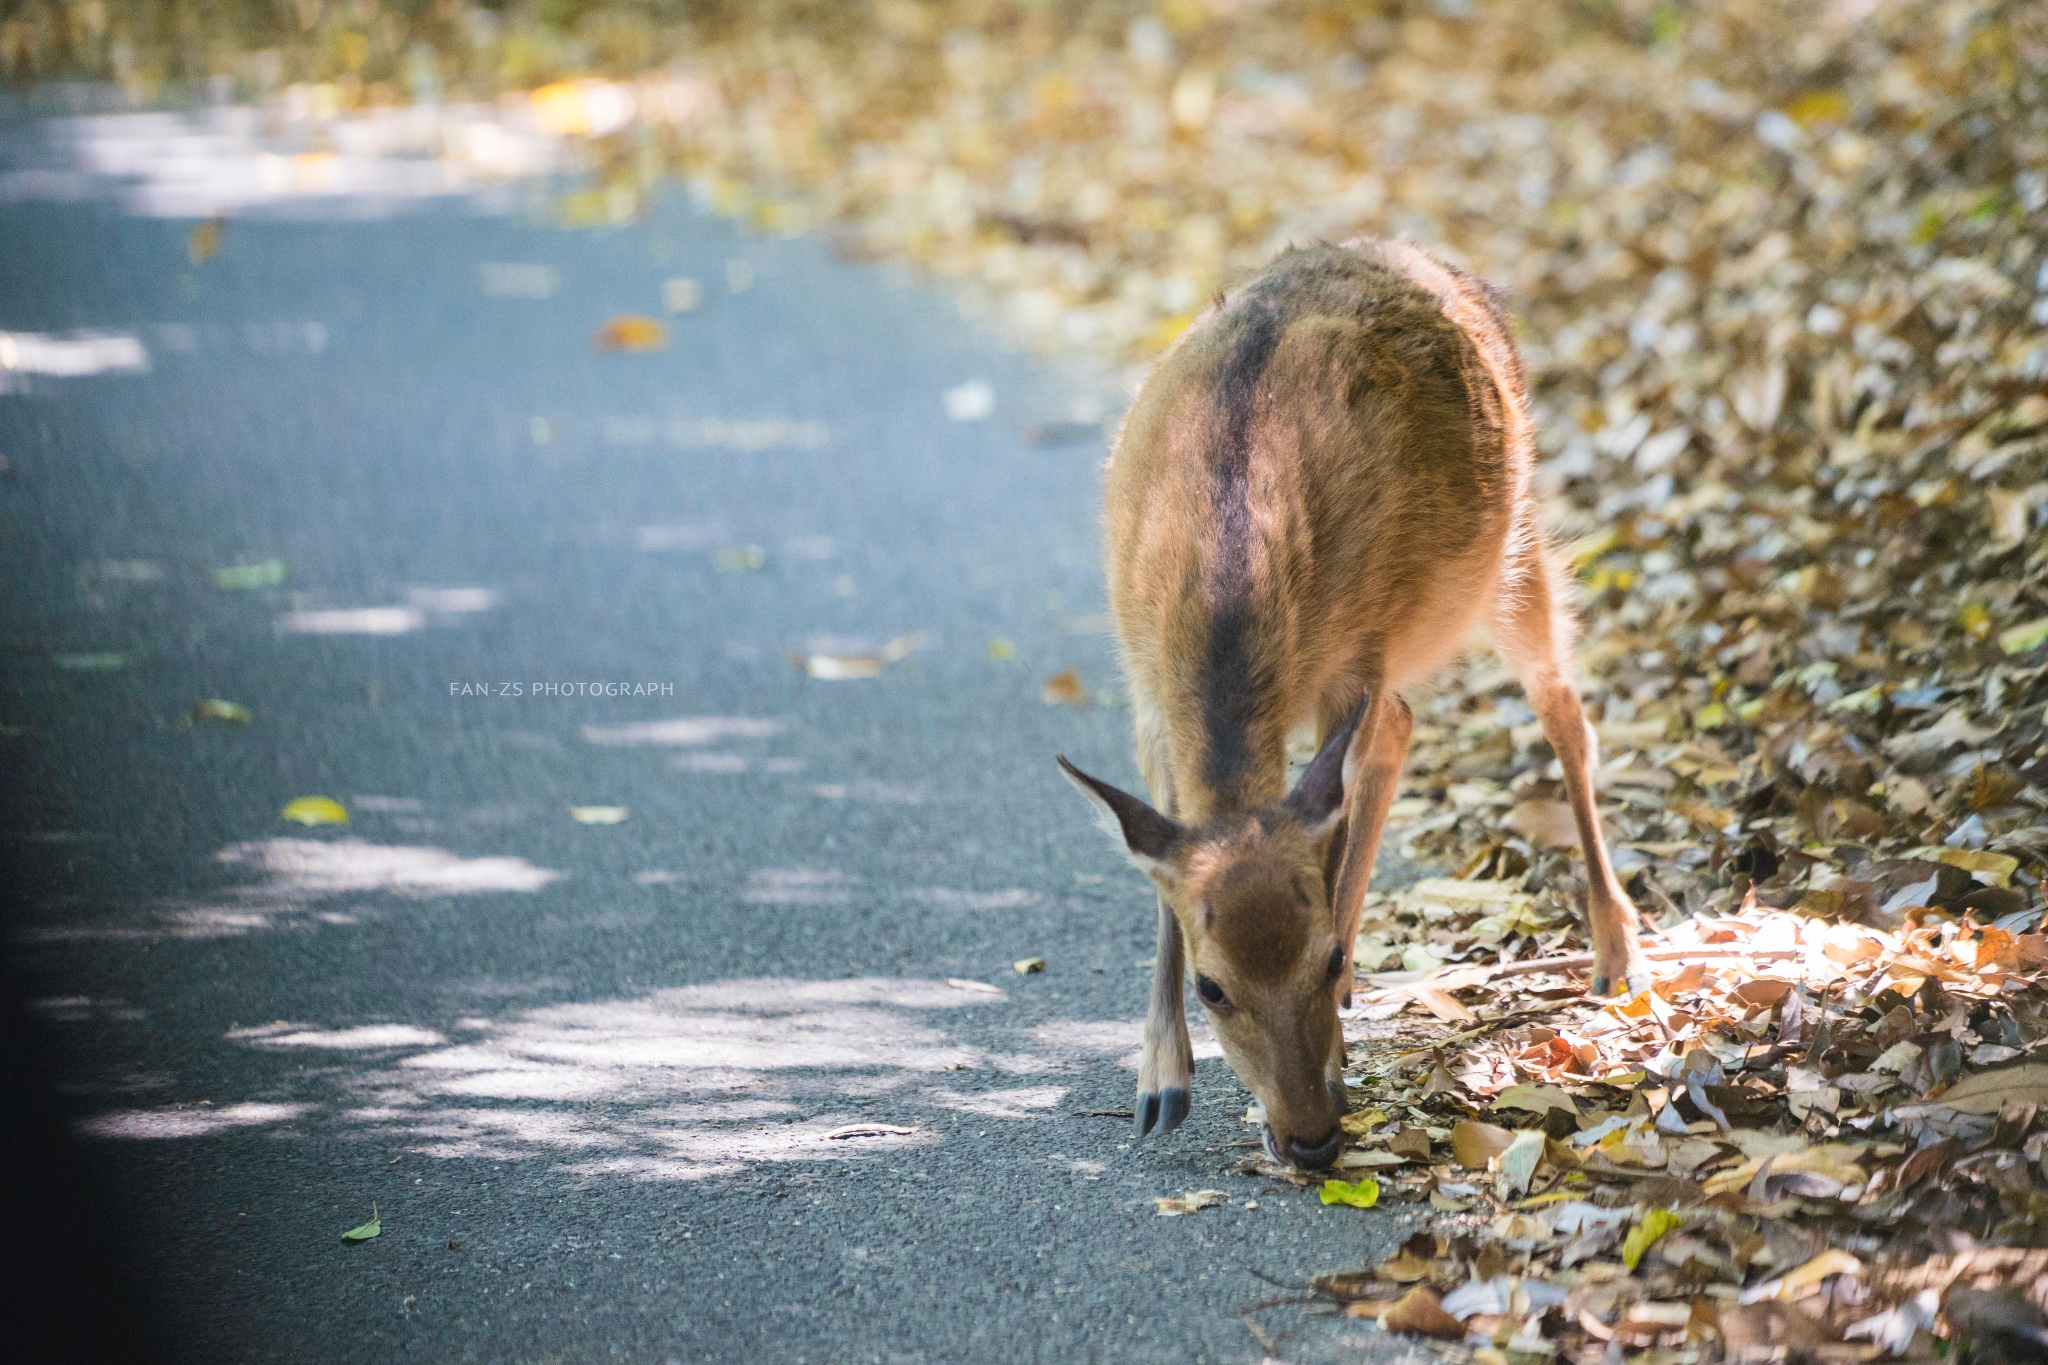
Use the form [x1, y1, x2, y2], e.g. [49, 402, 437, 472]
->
[1057, 712, 1359, 1167]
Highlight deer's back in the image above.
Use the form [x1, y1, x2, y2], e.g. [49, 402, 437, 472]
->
[1106, 240, 1530, 818]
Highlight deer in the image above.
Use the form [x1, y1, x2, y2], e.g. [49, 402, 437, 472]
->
[1057, 237, 1649, 1170]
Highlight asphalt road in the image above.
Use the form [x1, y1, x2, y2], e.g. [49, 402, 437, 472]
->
[0, 121, 1422, 1365]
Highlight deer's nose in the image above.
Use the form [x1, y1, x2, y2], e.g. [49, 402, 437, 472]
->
[1275, 1124, 1343, 1170]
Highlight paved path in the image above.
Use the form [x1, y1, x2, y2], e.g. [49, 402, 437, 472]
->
[0, 126, 1419, 1364]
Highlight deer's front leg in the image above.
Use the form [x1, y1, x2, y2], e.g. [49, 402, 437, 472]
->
[1322, 694, 1414, 1103]
[1136, 892, 1193, 1138]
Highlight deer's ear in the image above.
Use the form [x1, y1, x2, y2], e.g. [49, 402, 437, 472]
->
[1283, 697, 1366, 840]
[1056, 756, 1184, 880]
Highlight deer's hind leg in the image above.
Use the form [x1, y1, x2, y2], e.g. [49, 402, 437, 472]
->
[1132, 697, 1192, 1139]
[1495, 532, 1651, 997]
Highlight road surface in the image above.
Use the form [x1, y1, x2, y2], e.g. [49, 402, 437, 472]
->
[0, 111, 1421, 1365]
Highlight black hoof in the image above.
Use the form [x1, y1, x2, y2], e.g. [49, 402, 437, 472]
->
[1590, 974, 1612, 997]
[1135, 1086, 1191, 1138]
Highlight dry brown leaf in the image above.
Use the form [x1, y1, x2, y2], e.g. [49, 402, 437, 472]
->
[1381, 1287, 1467, 1339]
[1451, 1120, 1515, 1170]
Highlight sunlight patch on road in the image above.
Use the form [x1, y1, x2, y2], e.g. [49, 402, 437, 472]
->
[75, 977, 1180, 1183]
[160, 838, 564, 938]
[81, 1102, 312, 1140]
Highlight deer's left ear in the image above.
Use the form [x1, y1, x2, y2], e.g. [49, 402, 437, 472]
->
[1283, 698, 1366, 840]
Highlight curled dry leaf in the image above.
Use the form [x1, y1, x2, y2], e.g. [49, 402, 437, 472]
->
[1153, 1190, 1225, 1217]
[1379, 1287, 1467, 1340]
[1039, 669, 1090, 707]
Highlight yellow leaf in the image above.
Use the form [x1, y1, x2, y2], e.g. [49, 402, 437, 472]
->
[1621, 1206, 1681, 1271]
[1340, 1108, 1389, 1137]
[1786, 89, 1850, 126]
[568, 806, 629, 824]
[2000, 617, 2048, 656]
[1318, 1177, 1379, 1208]
[280, 796, 348, 826]
[1936, 847, 2019, 886]
[188, 217, 223, 265]
[1768, 1249, 1863, 1299]
[594, 316, 667, 352]
[987, 638, 1017, 660]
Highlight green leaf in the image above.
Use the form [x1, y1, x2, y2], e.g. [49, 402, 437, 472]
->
[341, 1203, 380, 1243]
[1318, 1177, 1379, 1208]
[214, 560, 288, 590]
[1999, 617, 2048, 657]
[1621, 1206, 1680, 1271]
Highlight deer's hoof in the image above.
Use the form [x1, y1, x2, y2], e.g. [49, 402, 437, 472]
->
[1589, 949, 1653, 999]
[1135, 1086, 1190, 1139]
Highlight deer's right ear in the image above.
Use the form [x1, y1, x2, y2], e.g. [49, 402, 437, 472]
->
[1056, 756, 1185, 880]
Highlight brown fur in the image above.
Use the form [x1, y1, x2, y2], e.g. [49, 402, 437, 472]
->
[1060, 238, 1648, 1166]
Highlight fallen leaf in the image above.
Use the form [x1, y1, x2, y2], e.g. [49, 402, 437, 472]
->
[213, 560, 288, 590]
[1452, 1120, 1515, 1169]
[1154, 1189, 1225, 1216]
[1319, 1177, 1380, 1208]
[792, 651, 883, 680]
[1504, 800, 1578, 849]
[1492, 1084, 1579, 1120]
[188, 699, 252, 725]
[1013, 957, 1046, 975]
[1929, 1062, 2048, 1114]
[1040, 669, 1090, 706]
[568, 806, 629, 824]
[1998, 617, 2048, 656]
[341, 1204, 380, 1243]
[1740, 1249, 1862, 1303]
[280, 796, 348, 826]
[188, 216, 223, 264]
[1381, 1287, 1467, 1339]
[714, 545, 765, 572]
[987, 638, 1016, 660]
[1495, 1128, 1547, 1197]
[824, 1123, 919, 1140]
[52, 651, 139, 671]
[594, 315, 667, 351]
[1621, 1207, 1682, 1272]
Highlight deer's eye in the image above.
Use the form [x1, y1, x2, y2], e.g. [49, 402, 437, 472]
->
[1195, 975, 1227, 1007]
[1325, 946, 1346, 980]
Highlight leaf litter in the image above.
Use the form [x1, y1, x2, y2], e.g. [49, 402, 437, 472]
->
[50, 0, 2048, 1357]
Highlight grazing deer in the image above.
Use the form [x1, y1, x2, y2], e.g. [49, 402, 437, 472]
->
[1058, 238, 1648, 1169]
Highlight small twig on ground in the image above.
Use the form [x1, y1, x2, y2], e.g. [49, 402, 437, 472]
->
[1244, 1264, 1307, 1291]
[1239, 1314, 1281, 1355]
[1069, 1108, 1134, 1118]
[1483, 945, 1806, 981]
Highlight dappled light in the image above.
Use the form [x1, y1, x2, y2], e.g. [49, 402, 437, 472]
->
[149, 839, 566, 939]
[78, 977, 1181, 1182]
